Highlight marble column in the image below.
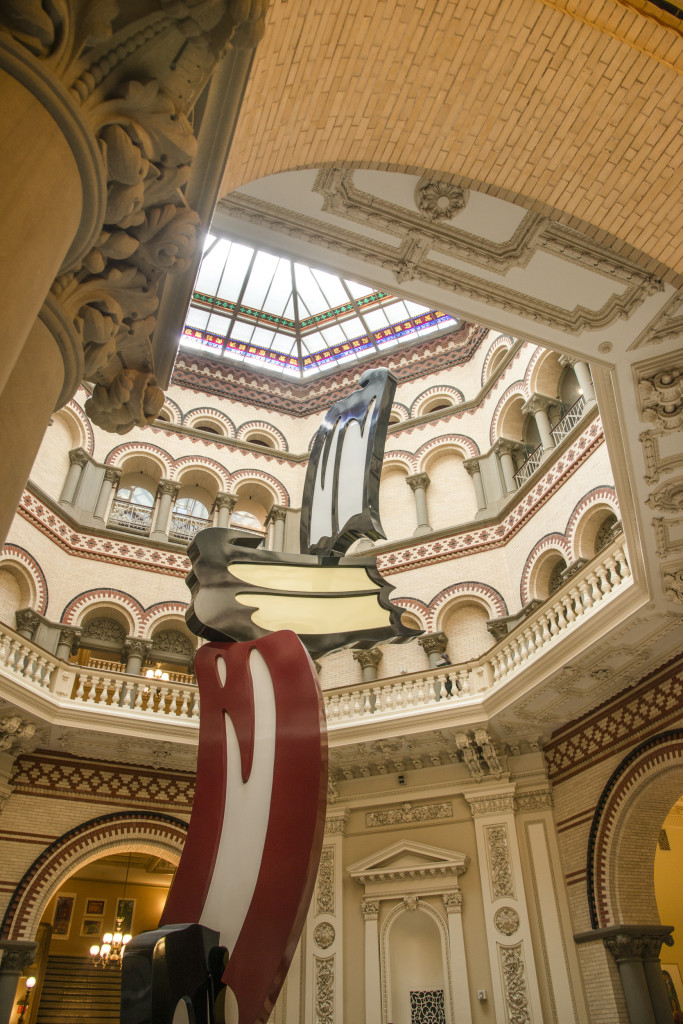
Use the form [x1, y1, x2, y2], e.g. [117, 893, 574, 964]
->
[265, 505, 287, 552]
[493, 439, 524, 494]
[522, 394, 556, 454]
[14, 610, 39, 641]
[0, 941, 37, 1024]
[463, 458, 486, 511]
[214, 492, 237, 528]
[417, 632, 449, 668]
[151, 480, 179, 542]
[560, 354, 596, 405]
[124, 639, 151, 677]
[406, 472, 431, 535]
[442, 891, 473, 1024]
[353, 647, 383, 683]
[575, 926, 674, 1024]
[361, 899, 382, 1024]
[56, 628, 80, 663]
[94, 466, 121, 522]
[60, 448, 89, 505]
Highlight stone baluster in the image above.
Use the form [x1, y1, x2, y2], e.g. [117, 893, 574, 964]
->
[94, 466, 121, 522]
[615, 545, 631, 578]
[559, 354, 596, 405]
[361, 688, 372, 715]
[552, 600, 568, 631]
[214, 492, 238, 528]
[265, 504, 287, 551]
[463, 457, 486, 511]
[56, 627, 80, 663]
[578, 579, 594, 609]
[569, 585, 584, 617]
[493, 438, 524, 493]
[85, 674, 99, 704]
[191, 694, 200, 719]
[604, 553, 620, 588]
[406, 472, 432, 535]
[353, 647, 383, 683]
[133, 684, 145, 711]
[60, 448, 89, 504]
[522, 394, 557, 454]
[151, 479, 179, 542]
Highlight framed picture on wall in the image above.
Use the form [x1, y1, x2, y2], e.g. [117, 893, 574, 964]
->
[116, 898, 135, 934]
[52, 894, 76, 939]
[86, 899, 105, 915]
[81, 917, 103, 937]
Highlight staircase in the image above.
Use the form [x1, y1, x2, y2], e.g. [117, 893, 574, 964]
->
[36, 955, 121, 1024]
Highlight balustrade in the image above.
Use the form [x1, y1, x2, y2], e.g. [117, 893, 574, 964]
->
[168, 511, 210, 543]
[550, 394, 586, 446]
[107, 498, 154, 534]
[0, 538, 632, 731]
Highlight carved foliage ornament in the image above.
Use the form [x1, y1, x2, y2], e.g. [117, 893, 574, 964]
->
[316, 846, 335, 915]
[485, 825, 515, 900]
[415, 178, 468, 220]
[314, 956, 334, 1024]
[0, 2, 267, 434]
[638, 369, 683, 431]
[313, 923, 335, 950]
[499, 944, 532, 1024]
[494, 906, 520, 936]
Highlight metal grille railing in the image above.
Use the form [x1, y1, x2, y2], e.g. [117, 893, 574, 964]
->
[513, 444, 543, 487]
[551, 394, 586, 446]
[107, 499, 153, 534]
[168, 512, 210, 543]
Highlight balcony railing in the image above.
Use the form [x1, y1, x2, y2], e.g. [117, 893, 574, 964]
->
[107, 498, 154, 534]
[551, 394, 586, 446]
[0, 537, 631, 733]
[513, 443, 544, 487]
[168, 511, 210, 543]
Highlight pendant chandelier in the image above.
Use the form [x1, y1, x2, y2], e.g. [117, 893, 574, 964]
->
[89, 852, 133, 968]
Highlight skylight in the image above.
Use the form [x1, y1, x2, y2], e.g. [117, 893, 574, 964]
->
[180, 235, 461, 377]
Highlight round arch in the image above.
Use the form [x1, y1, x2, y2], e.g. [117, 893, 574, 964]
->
[587, 730, 683, 930]
[1, 811, 188, 941]
[0, 546, 47, 616]
[380, 899, 453, 1024]
[490, 387, 527, 447]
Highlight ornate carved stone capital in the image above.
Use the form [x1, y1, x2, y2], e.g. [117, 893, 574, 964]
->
[123, 638, 152, 661]
[58, 627, 81, 651]
[0, 716, 36, 753]
[464, 787, 516, 817]
[265, 504, 287, 525]
[463, 457, 482, 476]
[214, 492, 238, 512]
[0, 940, 38, 975]
[156, 478, 179, 499]
[68, 447, 89, 468]
[442, 891, 463, 913]
[415, 178, 468, 220]
[15, 609, 40, 635]
[493, 438, 525, 458]
[417, 631, 449, 657]
[558, 353, 578, 368]
[361, 898, 380, 920]
[352, 647, 383, 670]
[104, 466, 122, 484]
[521, 393, 555, 416]
[576, 924, 674, 964]
[325, 809, 350, 835]
[406, 472, 430, 492]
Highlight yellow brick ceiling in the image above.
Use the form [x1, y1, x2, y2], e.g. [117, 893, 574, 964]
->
[221, 0, 683, 278]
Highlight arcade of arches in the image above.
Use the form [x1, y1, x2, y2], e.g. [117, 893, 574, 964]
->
[0, 4, 682, 1024]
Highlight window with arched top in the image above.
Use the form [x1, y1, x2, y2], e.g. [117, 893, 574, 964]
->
[117, 485, 154, 507]
[230, 509, 264, 532]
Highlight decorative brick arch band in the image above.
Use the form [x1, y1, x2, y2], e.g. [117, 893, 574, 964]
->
[587, 729, 683, 930]
[520, 534, 572, 606]
[104, 442, 174, 477]
[490, 382, 528, 446]
[61, 593, 190, 639]
[173, 455, 230, 490]
[382, 450, 416, 474]
[389, 402, 410, 422]
[430, 581, 507, 629]
[481, 334, 515, 386]
[159, 395, 183, 425]
[64, 399, 95, 455]
[237, 419, 288, 451]
[184, 406, 236, 436]
[392, 596, 430, 628]
[566, 487, 619, 554]
[415, 433, 479, 466]
[410, 385, 465, 417]
[228, 469, 289, 507]
[1, 811, 188, 941]
[0, 545, 48, 616]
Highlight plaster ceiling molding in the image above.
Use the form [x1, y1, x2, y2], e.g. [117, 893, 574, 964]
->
[663, 568, 683, 605]
[218, 171, 664, 336]
[414, 176, 469, 221]
[638, 366, 683, 431]
[630, 287, 683, 349]
[646, 478, 683, 512]
[653, 517, 683, 559]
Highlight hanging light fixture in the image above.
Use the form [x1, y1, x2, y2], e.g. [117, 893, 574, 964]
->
[145, 664, 169, 681]
[89, 852, 134, 968]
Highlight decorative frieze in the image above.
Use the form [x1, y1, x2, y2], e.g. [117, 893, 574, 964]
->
[365, 801, 452, 828]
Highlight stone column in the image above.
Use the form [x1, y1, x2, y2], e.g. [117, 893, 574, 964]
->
[560, 354, 596, 405]
[352, 647, 383, 683]
[576, 926, 674, 1024]
[124, 639, 151, 677]
[463, 457, 486, 511]
[60, 448, 89, 505]
[214, 492, 237, 528]
[0, 941, 37, 1024]
[522, 394, 556, 454]
[406, 472, 431, 535]
[463, 784, 545, 1024]
[417, 632, 449, 668]
[94, 466, 121, 522]
[14, 610, 39, 641]
[493, 439, 524, 494]
[56, 628, 80, 663]
[361, 899, 382, 1024]
[265, 505, 287, 552]
[151, 480, 179, 542]
[442, 891, 473, 1024]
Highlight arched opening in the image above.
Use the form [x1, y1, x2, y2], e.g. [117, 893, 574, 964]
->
[73, 612, 128, 671]
[0, 562, 35, 627]
[231, 482, 272, 536]
[170, 469, 219, 544]
[190, 417, 226, 437]
[31, 408, 84, 495]
[387, 908, 447, 1024]
[148, 625, 196, 679]
[485, 345, 509, 381]
[109, 457, 163, 536]
[655, 793, 683, 1017]
[379, 465, 414, 541]
[423, 447, 477, 529]
[440, 598, 493, 663]
[528, 551, 568, 602]
[244, 431, 275, 449]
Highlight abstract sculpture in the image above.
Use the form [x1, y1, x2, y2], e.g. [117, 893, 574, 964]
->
[121, 368, 419, 1024]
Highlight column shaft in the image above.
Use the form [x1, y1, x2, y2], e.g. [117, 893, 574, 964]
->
[534, 407, 555, 450]
[363, 911, 382, 1024]
[574, 360, 596, 404]
[500, 451, 517, 492]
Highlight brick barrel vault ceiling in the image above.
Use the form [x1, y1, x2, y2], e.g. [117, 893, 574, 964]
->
[221, 0, 683, 279]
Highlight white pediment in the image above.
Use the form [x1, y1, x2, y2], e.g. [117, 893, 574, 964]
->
[348, 840, 469, 886]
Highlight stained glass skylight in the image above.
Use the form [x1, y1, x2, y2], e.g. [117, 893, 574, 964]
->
[180, 235, 461, 377]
